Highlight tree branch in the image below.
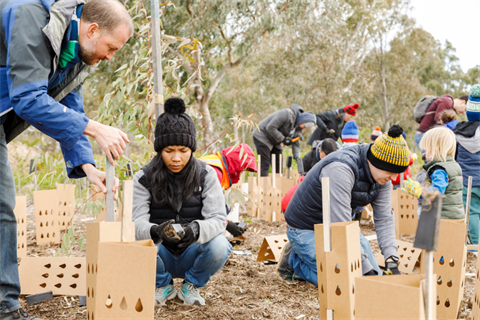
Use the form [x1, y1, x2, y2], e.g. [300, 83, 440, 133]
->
[203, 57, 244, 104]
[166, 46, 194, 75]
[217, 23, 233, 65]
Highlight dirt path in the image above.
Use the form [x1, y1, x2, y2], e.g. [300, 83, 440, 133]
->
[20, 205, 476, 319]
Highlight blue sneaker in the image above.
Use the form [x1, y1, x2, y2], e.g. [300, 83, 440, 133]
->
[154, 284, 177, 306]
[178, 282, 205, 305]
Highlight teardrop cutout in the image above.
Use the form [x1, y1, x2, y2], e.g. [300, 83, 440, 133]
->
[320, 262, 323, 272]
[135, 298, 143, 312]
[437, 276, 442, 285]
[120, 297, 128, 310]
[39, 283, 47, 288]
[334, 263, 340, 274]
[445, 299, 450, 307]
[59, 264, 66, 269]
[352, 285, 355, 294]
[449, 258, 454, 267]
[72, 273, 79, 278]
[335, 286, 341, 296]
[105, 295, 113, 309]
[447, 279, 452, 287]
[321, 284, 324, 294]
[439, 256, 444, 265]
[42, 273, 49, 278]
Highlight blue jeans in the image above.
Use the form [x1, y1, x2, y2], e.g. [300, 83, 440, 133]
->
[156, 234, 231, 288]
[414, 131, 425, 154]
[287, 228, 381, 286]
[0, 125, 20, 313]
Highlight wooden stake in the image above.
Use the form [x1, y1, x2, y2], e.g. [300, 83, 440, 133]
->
[322, 177, 331, 252]
[400, 172, 404, 189]
[257, 155, 261, 219]
[465, 176, 473, 245]
[106, 157, 115, 222]
[150, 0, 164, 119]
[121, 180, 134, 242]
[272, 154, 276, 189]
[425, 250, 434, 319]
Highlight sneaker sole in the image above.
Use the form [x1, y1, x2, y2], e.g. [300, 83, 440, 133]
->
[155, 289, 177, 307]
[177, 289, 205, 306]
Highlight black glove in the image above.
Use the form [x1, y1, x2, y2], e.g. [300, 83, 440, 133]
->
[150, 219, 180, 244]
[178, 222, 200, 248]
[383, 256, 401, 275]
[283, 137, 293, 146]
[363, 269, 378, 276]
[226, 220, 245, 237]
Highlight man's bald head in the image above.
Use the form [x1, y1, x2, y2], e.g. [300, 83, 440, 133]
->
[81, 0, 133, 37]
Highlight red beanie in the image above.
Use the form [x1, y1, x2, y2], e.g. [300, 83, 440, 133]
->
[343, 103, 359, 116]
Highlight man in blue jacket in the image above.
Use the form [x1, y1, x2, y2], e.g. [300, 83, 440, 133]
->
[0, 0, 132, 318]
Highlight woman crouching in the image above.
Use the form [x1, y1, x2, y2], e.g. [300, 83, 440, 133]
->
[133, 97, 231, 306]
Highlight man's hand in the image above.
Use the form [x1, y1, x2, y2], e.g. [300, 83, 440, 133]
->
[84, 120, 130, 165]
[81, 163, 119, 200]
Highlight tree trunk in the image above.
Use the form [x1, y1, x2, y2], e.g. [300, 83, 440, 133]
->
[198, 99, 214, 147]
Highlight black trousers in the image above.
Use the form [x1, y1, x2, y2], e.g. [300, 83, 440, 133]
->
[253, 137, 281, 177]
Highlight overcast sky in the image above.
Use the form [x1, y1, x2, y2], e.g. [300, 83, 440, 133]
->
[410, 0, 480, 73]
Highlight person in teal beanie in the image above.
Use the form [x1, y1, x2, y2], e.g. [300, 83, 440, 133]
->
[453, 84, 480, 248]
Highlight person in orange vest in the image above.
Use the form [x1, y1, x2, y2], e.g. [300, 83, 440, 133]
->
[199, 143, 257, 237]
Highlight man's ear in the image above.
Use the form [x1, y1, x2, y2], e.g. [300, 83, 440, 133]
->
[86, 23, 100, 38]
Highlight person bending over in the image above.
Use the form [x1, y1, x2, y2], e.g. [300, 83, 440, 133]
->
[133, 98, 231, 306]
[278, 125, 409, 284]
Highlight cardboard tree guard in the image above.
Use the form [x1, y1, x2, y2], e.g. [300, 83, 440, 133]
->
[264, 186, 282, 222]
[87, 222, 156, 320]
[391, 188, 418, 237]
[56, 183, 76, 229]
[355, 274, 434, 319]
[14, 196, 27, 258]
[18, 257, 86, 296]
[375, 239, 422, 274]
[315, 221, 362, 320]
[256, 235, 289, 262]
[419, 219, 467, 320]
[33, 190, 60, 245]
[472, 248, 480, 320]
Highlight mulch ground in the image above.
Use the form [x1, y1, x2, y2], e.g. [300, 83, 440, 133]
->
[19, 202, 477, 320]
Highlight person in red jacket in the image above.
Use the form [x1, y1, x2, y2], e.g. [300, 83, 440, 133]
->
[199, 143, 257, 237]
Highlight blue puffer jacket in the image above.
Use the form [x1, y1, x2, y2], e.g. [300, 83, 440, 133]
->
[0, 0, 95, 178]
[285, 144, 381, 230]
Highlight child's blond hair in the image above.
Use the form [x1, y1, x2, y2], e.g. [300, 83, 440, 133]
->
[420, 127, 456, 161]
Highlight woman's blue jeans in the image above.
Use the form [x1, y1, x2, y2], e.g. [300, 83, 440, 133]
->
[287, 228, 381, 286]
[0, 125, 21, 313]
[156, 234, 232, 288]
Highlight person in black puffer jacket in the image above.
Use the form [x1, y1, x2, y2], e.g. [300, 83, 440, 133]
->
[307, 103, 359, 145]
[302, 139, 340, 173]
[133, 98, 231, 307]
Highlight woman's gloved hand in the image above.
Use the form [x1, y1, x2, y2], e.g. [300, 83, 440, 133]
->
[178, 222, 200, 248]
[227, 220, 245, 238]
[150, 219, 179, 243]
[401, 177, 423, 199]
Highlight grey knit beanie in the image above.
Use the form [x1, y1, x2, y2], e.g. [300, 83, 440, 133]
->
[154, 97, 197, 152]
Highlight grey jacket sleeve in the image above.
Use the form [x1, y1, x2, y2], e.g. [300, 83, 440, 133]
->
[195, 165, 228, 244]
[320, 162, 373, 273]
[132, 170, 157, 242]
[265, 109, 291, 144]
[370, 182, 398, 260]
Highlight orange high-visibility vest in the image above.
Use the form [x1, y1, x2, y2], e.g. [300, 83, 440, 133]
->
[199, 152, 231, 190]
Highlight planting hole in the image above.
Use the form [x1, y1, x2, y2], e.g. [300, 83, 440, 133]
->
[135, 299, 143, 312]
[57, 273, 64, 278]
[447, 279, 452, 287]
[335, 286, 341, 296]
[437, 276, 442, 285]
[120, 297, 128, 310]
[334, 264, 340, 274]
[449, 258, 454, 267]
[105, 295, 112, 309]
[445, 299, 450, 308]
[439, 256, 444, 265]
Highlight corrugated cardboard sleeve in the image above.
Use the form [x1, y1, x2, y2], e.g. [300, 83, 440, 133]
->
[391, 188, 418, 237]
[14, 196, 27, 258]
[256, 234, 289, 262]
[33, 190, 61, 245]
[315, 221, 362, 320]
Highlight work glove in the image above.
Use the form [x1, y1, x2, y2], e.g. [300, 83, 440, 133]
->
[226, 220, 246, 237]
[328, 129, 335, 134]
[150, 220, 180, 244]
[282, 137, 293, 146]
[178, 222, 200, 248]
[383, 256, 401, 275]
[401, 177, 423, 199]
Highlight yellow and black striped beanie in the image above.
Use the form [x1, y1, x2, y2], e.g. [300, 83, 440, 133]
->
[367, 125, 410, 173]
